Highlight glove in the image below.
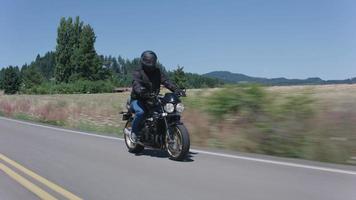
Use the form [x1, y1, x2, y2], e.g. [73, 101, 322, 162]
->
[175, 89, 186, 97]
[140, 91, 151, 99]
[139, 87, 150, 99]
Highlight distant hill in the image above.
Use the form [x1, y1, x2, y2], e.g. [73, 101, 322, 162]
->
[204, 71, 356, 86]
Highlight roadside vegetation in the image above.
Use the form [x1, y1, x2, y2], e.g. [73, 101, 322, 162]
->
[184, 84, 356, 165]
[0, 84, 355, 165]
[0, 93, 127, 135]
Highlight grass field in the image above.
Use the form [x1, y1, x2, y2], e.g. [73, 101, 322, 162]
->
[0, 93, 128, 135]
[0, 84, 355, 165]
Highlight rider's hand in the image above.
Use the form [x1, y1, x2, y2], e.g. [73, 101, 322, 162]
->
[140, 91, 151, 99]
[175, 89, 186, 97]
[139, 87, 150, 99]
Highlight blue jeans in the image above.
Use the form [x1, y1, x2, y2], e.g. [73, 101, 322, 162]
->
[130, 100, 145, 135]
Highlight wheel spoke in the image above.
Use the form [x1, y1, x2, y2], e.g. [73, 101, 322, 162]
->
[167, 127, 184, 157]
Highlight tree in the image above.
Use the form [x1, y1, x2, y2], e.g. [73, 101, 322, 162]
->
[72, 24, 102, 80]
[55, 17, 75, 83]
[55, 16, 107, 82]
[27, 52, 56, 80]
[38, 52, 56, 80]
[3, 66, 21, 94]
[118, 55, 125, 73]
[172, 65, 187, 89]
[111, 57, 120, 74]
[70, 16, 84, 79]
[0, 68, 5, 89]
[21, 66, 44, 89]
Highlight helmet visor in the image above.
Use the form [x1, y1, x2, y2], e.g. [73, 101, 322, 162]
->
[141, 51, 157, 67]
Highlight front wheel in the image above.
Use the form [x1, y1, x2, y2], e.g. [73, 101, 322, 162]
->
[123, 121, 144, 153]
[166, 124, 190, 161]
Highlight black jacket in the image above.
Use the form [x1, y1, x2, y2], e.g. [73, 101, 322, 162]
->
[131, 67, 178, 100]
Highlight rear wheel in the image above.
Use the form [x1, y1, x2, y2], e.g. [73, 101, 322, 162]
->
[124, 121, 144, 153]
[166, 124, 190, 161]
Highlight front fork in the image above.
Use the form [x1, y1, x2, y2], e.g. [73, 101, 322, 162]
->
[162, 115, 174, 144]
[157, 103, 174, 143]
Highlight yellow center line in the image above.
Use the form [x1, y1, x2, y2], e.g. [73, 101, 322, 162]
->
[0, 162, 58, 200]
[0, 153, 82, 200]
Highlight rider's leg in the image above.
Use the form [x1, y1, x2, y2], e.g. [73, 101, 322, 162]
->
[131, 100, 145, 141]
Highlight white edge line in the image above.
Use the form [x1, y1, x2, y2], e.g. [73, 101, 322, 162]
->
[191, 149, 356, 176]
[0, 116, 124, 141]
[1, 116, 356, 176]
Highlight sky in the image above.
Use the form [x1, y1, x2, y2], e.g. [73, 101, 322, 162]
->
[0, 0, 355, 80]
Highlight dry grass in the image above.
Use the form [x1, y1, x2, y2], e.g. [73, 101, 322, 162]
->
[267, 84, 356, 149]
[183, 84, 356, 165]
[0, 93, 129, 135]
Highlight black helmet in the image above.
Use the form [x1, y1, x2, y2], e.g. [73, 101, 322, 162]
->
[140, 50, 157, 71]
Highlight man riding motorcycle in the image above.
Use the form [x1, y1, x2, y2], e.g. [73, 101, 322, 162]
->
[129, 50, 184, 143]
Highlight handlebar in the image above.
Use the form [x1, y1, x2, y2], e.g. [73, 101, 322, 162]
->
[174, 90, 187, 97]
[142, 90, 187, 100]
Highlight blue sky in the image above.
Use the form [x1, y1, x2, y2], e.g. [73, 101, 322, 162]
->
[0, 0, 355, 79]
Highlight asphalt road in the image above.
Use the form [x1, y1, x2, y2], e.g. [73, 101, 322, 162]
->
[0, 117, 356, 200]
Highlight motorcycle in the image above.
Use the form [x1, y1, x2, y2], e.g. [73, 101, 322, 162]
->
[121, 91, 190, 161]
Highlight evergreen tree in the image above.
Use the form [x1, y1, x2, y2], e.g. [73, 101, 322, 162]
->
[21, 64, 29, 73]
[112, 57, 120, 73]
[172, 65, 187, 89]
[0, 68, 5, 89]
[21, 66, 44, 89]
[41, 52, 56, 79]
[118, 55, 125, 73]
[3, 66, 21, 94]
[28, 52, 56, 80]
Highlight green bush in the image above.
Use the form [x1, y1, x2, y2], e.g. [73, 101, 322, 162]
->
[22, 80, 115, 94]
[207, 84, 266, 119]
[195, 85, 316, 159]
[255, 93, 315, 157]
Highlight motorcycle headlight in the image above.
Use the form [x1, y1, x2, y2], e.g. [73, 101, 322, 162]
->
[164, 103, 175, 113]
[176, 103, 185, 113]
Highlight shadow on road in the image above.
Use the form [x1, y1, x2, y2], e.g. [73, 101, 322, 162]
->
[135, 149, 197, 162]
